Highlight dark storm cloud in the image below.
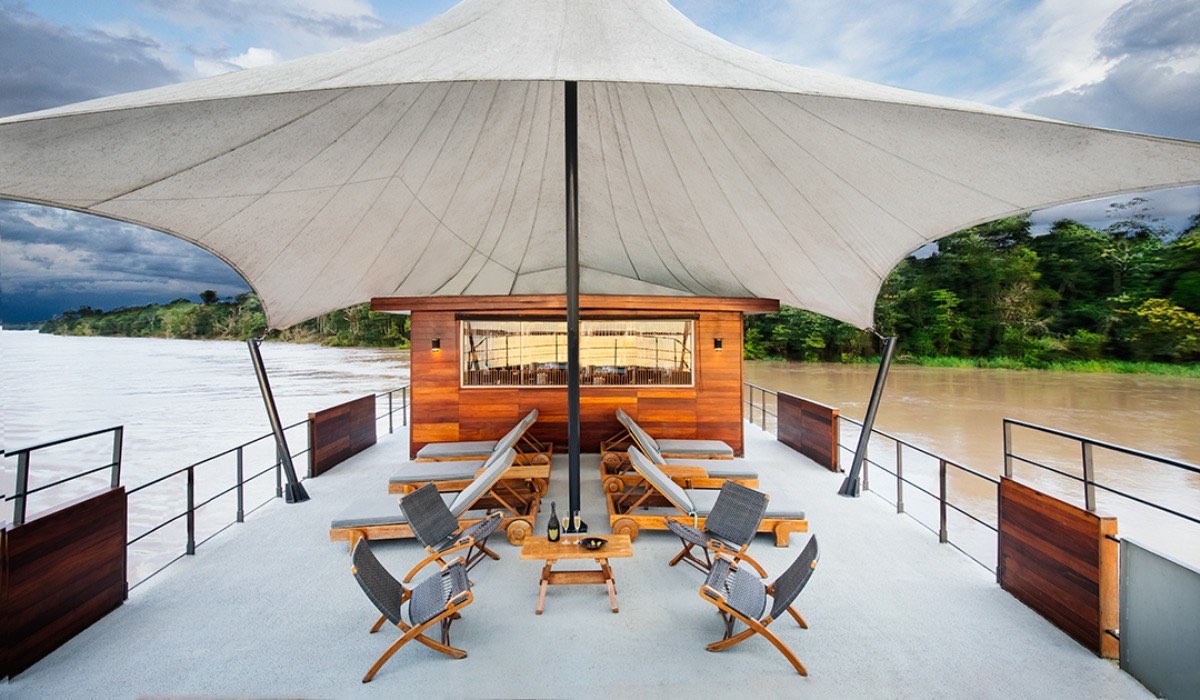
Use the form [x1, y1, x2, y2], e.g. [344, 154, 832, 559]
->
[1025, 0, 1200, 141]
[1097, 0, 1200, 56]
[0, 1, 181, 118]
[1, 203, 249, 323]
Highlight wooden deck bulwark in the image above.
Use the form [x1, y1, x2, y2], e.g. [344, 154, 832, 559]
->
[308, 394, 377, 477]
[998, 478, 1119, 659]
[1, 488, 127, 678]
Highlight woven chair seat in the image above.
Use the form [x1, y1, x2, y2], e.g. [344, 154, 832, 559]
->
[408, 563, 470, 627]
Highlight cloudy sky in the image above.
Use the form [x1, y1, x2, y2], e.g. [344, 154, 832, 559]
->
[1, 0, 1198, 323]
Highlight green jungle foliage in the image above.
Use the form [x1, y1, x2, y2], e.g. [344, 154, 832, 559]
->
[745, 204, 1200, 369]
[39, 202, 1200, 371]
[40, 293, 410, 348]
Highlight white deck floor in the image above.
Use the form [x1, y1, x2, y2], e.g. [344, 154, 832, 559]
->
[6, 425, 1149, 698]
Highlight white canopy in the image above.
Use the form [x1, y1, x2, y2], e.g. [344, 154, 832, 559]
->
[2, 0, 1199, 328]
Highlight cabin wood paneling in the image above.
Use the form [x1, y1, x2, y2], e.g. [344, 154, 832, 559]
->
[1, 488, 127, 678]
[393, 296, 768, 458]
[308, 394, 377, 477]
[776, 393, 840, 471]
[998, 477, 1119, 658]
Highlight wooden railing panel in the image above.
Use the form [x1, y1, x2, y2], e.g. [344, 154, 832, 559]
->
[776, 393, 840, 471]
[998, 477, 1118, 658]
[2, 487, 127, 678]
[308, 394, 377, 477]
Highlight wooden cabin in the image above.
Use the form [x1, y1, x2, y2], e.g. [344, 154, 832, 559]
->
[372, 295, 779, 458]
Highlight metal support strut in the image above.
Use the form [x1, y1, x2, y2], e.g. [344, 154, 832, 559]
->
[839, 336, 897, 497]
[247, 338, 309, 503]
[564, 80, 582, 528]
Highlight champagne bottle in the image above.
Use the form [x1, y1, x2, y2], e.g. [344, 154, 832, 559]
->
[547, 501, 560, 542]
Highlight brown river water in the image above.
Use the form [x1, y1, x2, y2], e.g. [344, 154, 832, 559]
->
[743, 361, 1200, 570]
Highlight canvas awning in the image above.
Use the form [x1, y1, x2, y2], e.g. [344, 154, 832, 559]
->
[2, 0, 1199, 330]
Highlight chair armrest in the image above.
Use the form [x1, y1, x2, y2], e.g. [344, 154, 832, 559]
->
[699, 583, 726, 604]
[707, 540, 769, 578]
[402, 539, 474, 584]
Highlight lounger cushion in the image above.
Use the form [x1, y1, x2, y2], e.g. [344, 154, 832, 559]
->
[389, 460, 486, 485]
[663, 458, 758, 479]
[628, 447, 695, 513]
[415, 440, 497, 460]
[331, 492, 456, 530]
[449, 447, 517, 516]
[689, 489, 806, 520]
[657, 439, 734, 457]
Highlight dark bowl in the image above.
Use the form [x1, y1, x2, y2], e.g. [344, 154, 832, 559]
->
[579, 537, 607, 551]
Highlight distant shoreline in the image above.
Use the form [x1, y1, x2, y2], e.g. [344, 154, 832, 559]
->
[14, 328, 1195, 377]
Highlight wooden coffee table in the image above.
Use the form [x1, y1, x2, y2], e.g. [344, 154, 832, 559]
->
[520, 534, 633, 614]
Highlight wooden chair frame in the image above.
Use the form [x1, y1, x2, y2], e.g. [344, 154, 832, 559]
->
[699, 555, 813, 676]
[665, 518, 770, 578]
[605, 475, 806, 547]
[357, 571, 474, 683]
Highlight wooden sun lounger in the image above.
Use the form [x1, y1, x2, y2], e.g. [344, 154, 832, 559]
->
[600, 408, 757, 491]
[414, 409, 553, 465]
[600, 408, 735, 471]
[607, 447, 806, 547]
[330, 447, 541, 547]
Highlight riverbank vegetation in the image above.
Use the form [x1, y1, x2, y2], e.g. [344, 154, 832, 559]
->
[746, 205, 1200, 369]
[38, 204, 1199, 371]
[39, 293, 409, 348]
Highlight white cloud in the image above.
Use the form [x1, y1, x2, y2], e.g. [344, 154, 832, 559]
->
[143, 0, 389, 61]
[194, 46, 283, 78]
[1022, 0, 1200, 140]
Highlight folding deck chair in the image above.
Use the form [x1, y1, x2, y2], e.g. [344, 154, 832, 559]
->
[350, 539, 474, 682]
[330, 446, 541, 547]
[606, 446, 807, 546]
[414, 408, 552, 465]
[601, 409, 758, 492]
[699, 535, 819, 676]
[666, 480, 770, 576]
[399, 482, 503, 579]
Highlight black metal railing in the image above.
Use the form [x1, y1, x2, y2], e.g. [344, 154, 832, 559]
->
[1004, 419, 1200, 527]
[124, 418, 312, 587]
[743, 382, 999, 573]
[4, 426, 124, 525]
[837, 415, 999, 572]
[4, 386, 410, 590]
[742, 382, 778, 431]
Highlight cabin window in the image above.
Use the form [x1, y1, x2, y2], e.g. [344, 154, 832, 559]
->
[460, 319, 694, 387]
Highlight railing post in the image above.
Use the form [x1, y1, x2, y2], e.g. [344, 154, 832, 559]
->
[402, 386, 408, 426]
[862, 443, 870, 492]
[895, 440, 905, 514]
[186, 466, 196, 555]
[1082, 442, 1097, 511]
[275, 445, 284, 498]
[938, 459, 949, 544]
[1003, 420, 1013, 479]
[388, 391, 394, 435]
[111, 426, 124, 488]
[14, 451, 30, 526]
[236, 446, 245, 523]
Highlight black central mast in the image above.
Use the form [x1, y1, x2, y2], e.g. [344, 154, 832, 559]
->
[564, 80, 582, 526]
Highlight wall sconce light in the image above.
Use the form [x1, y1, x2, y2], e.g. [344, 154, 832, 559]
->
[431, 338, 441, 352]
[713, 338, 723, 351]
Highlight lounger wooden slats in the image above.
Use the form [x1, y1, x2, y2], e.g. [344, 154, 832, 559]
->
[414, 409, 553, 465]
[606, 447, 807, 547]
[601, 409, 757, 491]
[330, 447, 542, 547]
